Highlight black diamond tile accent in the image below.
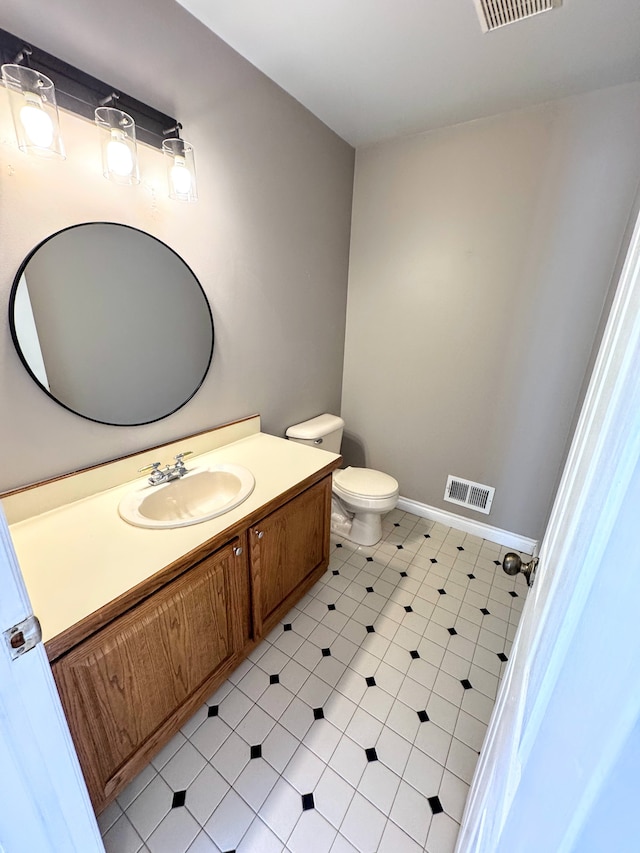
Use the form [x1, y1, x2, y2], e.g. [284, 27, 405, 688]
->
[430, 558, 438, 564]
[301, 793, 315, 811]
[410, 650, 420, 659]
[447, 627, 457, 636]
[417, 710, 429, 723]
[172, 790, 186, 808]
[460, 679, 473, 690]
[497, 652, 508, 662]
[366, 557, 374, 562]
[396, 544, 404, 550]
[424, 533, 431, 539]
[394, 522, 401, 527]
[365, 747, 378, 762]
[365, 676, 376, 687]
[332, 570, 340, 576]
[494, 560, 501, 565]
[250, 744, 262, 759]
[328, 603, 336, 611]
[207, 705, 219, 718]
[366, 587, 374, 593]
[509, 591, 519, 598]
[467, 573, 476, 580]
[366, 625, 375, 633]
[336, 543, 343, 548]
[283, 623, 292, 632]
[457, 546, 464, 551]
[428, 796, 444, 815]
[404, 605, 413, 613]
[400, 571, 408, 577]
[438, 588, 447, 595]
[480, 608, 490, 615]
[321, 648, 331, 657]
[313, 707, 324, 720]
[269, 674, 280, 684]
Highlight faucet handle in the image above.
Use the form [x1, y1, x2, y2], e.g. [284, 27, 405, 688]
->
[138, 461, 162, 475]
[174, 451, 193, 463]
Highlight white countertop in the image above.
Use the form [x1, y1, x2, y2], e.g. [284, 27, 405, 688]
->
[7, 432, 339, 645]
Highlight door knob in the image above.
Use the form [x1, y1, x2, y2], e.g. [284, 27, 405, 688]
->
[502, 552, 538, 588]
[255, 529, 264, 539]
[233, 546, 243, 557]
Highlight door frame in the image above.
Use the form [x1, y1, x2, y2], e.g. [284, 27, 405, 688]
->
[0, 507, 104, 853]
[456, 197, 640, 850]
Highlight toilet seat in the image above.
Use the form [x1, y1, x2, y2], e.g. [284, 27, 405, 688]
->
[333, 467, 399, 500]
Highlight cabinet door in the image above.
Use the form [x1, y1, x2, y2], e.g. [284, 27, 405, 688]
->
[52, 539, 247, 812]
[251, 476, 331, 631]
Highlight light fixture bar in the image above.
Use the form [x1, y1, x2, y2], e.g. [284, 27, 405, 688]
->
[0, 27, 177, 149]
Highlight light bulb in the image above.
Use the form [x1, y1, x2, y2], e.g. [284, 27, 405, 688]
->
[106, 130, 134, 177]
[20, 94, 54, 149]
[170, 156, 192, 196]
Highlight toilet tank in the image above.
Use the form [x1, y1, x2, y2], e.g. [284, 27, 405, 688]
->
[285, 414, 344, 453]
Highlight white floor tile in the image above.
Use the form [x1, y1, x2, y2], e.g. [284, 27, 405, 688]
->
[159, 741, 206, 792]
[146, 808, 200, 853]
[211, 731, 250, 784]
[188, 716, 233, 761]
[283, 743, 326, 793]
[314, 766, 356, 829]
[236, 817, 285, 853]
[389, 780, 432, 847]
[126, 774, 173, 841]
[287, 808, 338, 853]
[357, 760, 401, 813]
[234, 757, 279, 810]
[328, 735, 368, 787]
[203, 789, 254, 851]
[339, 791, 387, 853]
[439, 768, 470, 823]
[404, 746, 445, 798]
[262, 721, 300, 773]
[186, 830, 223, 852]
[377, 818, 423, 853]
[426, 811, 461, 853]
[185, 764, 229, 826]
[260, 777, 303, 843]
[102, 814, 144, 853]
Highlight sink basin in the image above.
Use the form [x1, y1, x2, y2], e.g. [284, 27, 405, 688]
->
[118, 464, 255, 529]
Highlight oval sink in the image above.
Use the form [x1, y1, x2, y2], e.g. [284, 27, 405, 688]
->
[118, 464, 255, 529]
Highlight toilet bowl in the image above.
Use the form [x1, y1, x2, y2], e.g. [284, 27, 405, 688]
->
[285, 414, 399, 546]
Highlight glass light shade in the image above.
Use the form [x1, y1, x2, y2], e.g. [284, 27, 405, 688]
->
[95, 107, 140, 185]
[1, 64, 65, 158]
[163, 137, 197, 202]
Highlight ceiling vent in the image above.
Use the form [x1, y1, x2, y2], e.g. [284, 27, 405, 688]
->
[445, 475, 495, 515]
[473, 0, 562, 32]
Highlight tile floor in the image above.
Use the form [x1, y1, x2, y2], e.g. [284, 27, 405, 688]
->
[98, 509, 528, 853]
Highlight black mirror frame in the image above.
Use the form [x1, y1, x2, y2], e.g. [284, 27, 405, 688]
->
[8, 222, 215, 427]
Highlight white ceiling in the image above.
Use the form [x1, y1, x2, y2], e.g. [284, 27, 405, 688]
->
[178, 0, 640, 147]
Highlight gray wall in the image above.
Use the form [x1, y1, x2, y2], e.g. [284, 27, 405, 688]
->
[0, 0, 354, 491]
[341, 84, 640, 541]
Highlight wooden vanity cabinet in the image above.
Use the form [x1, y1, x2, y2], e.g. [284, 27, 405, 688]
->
[49, 473, 333, 814]
[52, 537, 249, 812]
[250, 474, 331, 635]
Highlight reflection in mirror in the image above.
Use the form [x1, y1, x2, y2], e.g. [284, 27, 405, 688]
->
[10, 223, 214, 426]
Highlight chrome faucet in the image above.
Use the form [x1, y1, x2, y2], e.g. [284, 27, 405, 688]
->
[139, 451, 193, 485]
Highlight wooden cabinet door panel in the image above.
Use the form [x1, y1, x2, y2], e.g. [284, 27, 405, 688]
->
[53, 540, 244, 809]
[252, 477, 330, 626]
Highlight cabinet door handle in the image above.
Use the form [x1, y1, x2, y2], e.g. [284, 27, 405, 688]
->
[233, 546, 243, 557]
[255, 529, 264, 539]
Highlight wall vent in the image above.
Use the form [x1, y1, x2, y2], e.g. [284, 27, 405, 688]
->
[473, 0, 562, 33]
[445, 475, 495, 515]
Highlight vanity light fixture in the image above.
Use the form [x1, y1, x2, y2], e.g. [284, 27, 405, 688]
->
[0, 27, 194, 200]
[95, 98, 140, 185]
[1, 50, 65, 159]
[163, 124, 198, 203]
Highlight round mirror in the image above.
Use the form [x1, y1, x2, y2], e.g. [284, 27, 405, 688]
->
[9, 223, 214, 426]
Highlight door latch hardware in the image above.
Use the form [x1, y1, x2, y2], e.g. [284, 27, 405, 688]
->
[4, 614, 42, 660]
[502, 553, 539, 588]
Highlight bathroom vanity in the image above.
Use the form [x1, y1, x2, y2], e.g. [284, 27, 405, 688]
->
[2, 416, 341, 813]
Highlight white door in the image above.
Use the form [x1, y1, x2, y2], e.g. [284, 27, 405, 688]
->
[0, 508, 104, 853]
[456, 208, 640, 852]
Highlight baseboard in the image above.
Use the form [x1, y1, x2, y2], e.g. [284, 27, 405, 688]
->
[396, 496, 538, 556]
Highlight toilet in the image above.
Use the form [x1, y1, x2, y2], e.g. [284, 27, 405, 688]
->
[286, 414, 399, 547]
